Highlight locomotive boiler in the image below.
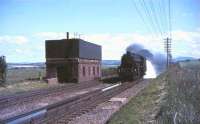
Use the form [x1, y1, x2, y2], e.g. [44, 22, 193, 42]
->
[118, 51, 146, 81]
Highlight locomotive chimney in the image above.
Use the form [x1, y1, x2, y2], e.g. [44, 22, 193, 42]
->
[66, 32, 69, 39]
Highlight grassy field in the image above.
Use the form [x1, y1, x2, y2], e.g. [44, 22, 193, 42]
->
[107, 60, 200, 124]
[4, 67, 118, 84]
[6, 68, 46, 85]
[156, 61, 200, 124]
[0, 67, 118, 96]
[0, 81, 50, 96]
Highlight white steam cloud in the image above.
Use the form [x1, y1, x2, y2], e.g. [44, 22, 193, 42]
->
[126, 43, 166, 75]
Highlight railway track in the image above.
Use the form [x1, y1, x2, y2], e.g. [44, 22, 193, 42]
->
[1, 80, 141, 124]
[0, 74, 118, 110]
[0, 81, 101, 110]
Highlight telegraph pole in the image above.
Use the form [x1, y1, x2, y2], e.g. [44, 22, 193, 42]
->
[164, 37, 171, 68]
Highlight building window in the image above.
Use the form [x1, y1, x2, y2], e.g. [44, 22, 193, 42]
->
[93, 66, 95, 75]
[88, 67, 91, 76]
[97, 66, 99, 75]
[83, 66, 86, 76]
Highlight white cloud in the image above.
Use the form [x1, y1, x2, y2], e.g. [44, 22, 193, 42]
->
[0, 35, 28, 45]
[34, 31, 200, 60]
[171, 30, 200, 58]
[172, 30, 200, 41]
[15, 49, 23, 54]
[35, 32, 66, 40]
[83, 33, 164, 59]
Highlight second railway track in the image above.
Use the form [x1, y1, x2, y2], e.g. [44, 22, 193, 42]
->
[2, 80, 141, 124]
[0, 81, 101, 110]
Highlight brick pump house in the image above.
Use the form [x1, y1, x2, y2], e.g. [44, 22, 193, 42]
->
[45, 36, 102, 83]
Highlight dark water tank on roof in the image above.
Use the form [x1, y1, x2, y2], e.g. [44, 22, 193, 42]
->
[45, 39, 102, 60]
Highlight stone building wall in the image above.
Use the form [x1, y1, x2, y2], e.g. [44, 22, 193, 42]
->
[78, 59, 101, 82]
[46, 58, 101, 83]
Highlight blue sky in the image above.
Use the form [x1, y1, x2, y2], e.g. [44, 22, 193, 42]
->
[0, 0, 199, 62]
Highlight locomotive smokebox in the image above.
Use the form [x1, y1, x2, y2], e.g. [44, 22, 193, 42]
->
[118, 52, 146, 82]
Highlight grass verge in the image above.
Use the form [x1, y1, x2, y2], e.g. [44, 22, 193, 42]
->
[107, 73, 167, 124]
[156, 62, 200, 124]
[107, 61, 200, 124]
[0, 81, 49, 96]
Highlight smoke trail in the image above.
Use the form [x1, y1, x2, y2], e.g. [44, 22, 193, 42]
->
[126, 43, 166, 74]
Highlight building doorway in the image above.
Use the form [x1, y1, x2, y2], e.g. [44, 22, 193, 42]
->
[57, 65, 71, 83]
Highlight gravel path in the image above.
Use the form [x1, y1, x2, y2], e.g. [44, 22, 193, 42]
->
[68, 79, 150, 124]
[0, 83, 110, 120]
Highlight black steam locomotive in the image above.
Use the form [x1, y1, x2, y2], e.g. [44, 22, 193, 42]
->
[118, 51, 146, 81]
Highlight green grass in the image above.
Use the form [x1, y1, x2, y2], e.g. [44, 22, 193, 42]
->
[5, 67, 117, 85]
[107, 61, 200, 124]
[6, 68, 46, 84]
[107, 73, 167, 124]
[108, 61, 200, 124]
[0, 68, 49, 96]
[179, 60, 200, 69]
[0, 67, 118, 96]
[156, 61, 200, 124]
[0, 81, 50, 96]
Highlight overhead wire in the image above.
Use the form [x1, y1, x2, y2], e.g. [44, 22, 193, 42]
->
[148, 0, 164, 38]
[139, 0, 163, 40]
[131, 0, 158, 40]
[163, 0, 169, 37]
[157, 0, 167, 37]
[150, 0, 168, 52]
[130, 0, 172, 41]
[168, 0, 172, 39]
[130, 0, 173, 61]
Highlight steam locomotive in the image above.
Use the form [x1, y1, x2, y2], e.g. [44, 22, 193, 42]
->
[118, 51, 146, 81]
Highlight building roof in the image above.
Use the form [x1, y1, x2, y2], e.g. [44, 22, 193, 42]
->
[45, 38, 102, 60]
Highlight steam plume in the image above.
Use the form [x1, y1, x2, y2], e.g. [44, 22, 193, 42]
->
[126, 43, 166, 74]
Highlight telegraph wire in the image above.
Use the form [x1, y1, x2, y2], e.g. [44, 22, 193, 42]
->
[130, 0, 173, 67]
[138, 0, 159, 39]
[168, 0, 172, 38]
[139, 0, 163, 39]
[131, 0, 158, 40]
[140, 0, 158, 34]
[130, 0, 173, 41]
[158, 0, 167, 37]
[163, 0, 169, 37]
[149, 0, 164, 38]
